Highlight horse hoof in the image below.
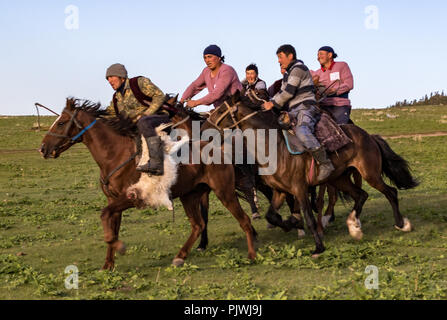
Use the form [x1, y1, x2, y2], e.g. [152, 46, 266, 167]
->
[114, 241, 126, 255]
[266, 222, 276, 229]
[196, 247, 206, 252]
[101, 263, 115, 271]
[346, 211, 363, 241]
[311, 253, 321, 259]
[347, 224, 363, 240]
[172, 258, 185, 267]
[322, 215, 332, 229]
[297, 229, 306, 239]
[252, 212, 261, 220]
[395, 217, 412, 232]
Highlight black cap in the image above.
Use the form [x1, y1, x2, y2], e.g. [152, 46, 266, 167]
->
[319, 46, 338, 59]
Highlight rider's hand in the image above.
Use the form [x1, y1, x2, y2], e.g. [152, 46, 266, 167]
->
[263, 101, 274, 111]
[327, 88, 338, 96]
[186, 100, 199, 108]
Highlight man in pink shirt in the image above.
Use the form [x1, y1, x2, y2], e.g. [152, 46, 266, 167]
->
[181, 45, 242, 108]
[311, 46, 354, 124]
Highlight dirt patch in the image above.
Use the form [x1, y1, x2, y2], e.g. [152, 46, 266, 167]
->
[385, 131, 447, 140]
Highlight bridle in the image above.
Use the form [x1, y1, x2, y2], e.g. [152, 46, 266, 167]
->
[45, 108, 97, 149]
[206, 90, 267, 131]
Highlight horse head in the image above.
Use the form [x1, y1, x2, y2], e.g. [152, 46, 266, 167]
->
[39, 98, 102, 159]
[207, 91, 272, 131]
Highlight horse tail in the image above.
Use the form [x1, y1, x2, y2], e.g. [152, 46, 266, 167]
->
[371, 135, 420, 190]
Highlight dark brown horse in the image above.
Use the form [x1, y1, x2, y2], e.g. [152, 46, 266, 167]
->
[39, 98, 257, 270]
[206, 92, 419, 256]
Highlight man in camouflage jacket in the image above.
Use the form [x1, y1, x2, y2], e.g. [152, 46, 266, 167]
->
[105, 63, 169, 175]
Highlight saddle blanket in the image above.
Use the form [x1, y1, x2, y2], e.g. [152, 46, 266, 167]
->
[283, 112, 352, 154]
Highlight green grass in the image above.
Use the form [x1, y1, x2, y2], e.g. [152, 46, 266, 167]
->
[0, 109, 446, 300]
[351, 105, 447, 136]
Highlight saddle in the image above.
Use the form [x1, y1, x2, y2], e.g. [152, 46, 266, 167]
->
[280, 111, 352, 154]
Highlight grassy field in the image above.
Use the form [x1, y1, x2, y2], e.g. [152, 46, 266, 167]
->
[0, 105, 446, 300]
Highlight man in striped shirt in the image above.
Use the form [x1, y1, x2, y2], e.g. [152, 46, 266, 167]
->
[263, 44, 334, 182]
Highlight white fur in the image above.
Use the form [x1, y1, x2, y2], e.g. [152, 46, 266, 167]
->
[346, 210, 363, 240]
[126, 127, 189, 211]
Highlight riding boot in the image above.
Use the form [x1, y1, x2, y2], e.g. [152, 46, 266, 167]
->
[136, 136, 164, 175]
[311, 146, 334, 182]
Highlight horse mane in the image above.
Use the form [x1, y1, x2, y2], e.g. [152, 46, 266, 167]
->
[101, 116, 139, 138]
[65, 97, 139, 138]
[66, 97, 108, 118]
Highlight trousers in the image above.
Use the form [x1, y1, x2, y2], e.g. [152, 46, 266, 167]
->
[288, 103, 321, 150]
[136, 114, 170, 137]
[320, 105, 351, 125]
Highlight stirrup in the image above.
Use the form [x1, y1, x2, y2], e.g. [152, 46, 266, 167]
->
[136, 162, 164, 175]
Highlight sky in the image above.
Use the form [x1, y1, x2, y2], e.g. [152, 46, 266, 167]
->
[0, 0, 446, 115]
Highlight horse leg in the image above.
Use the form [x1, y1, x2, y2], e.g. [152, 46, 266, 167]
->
[197, 191, 210, 251]
[364, 175, 410, 231]
[100, 198, 133, 270]
[315, 184, 326, 237]
[256, 181, 277, 228]
[173, 190, 206, 267]
[212, 186, 257, 260]
[330, 174, 369, 240]
[265, 190, 287, 230]
[235, 165, 260, 220]
[295, 186, 325, 257]
[321, 184, 338, 228]
[285, 193, 306, 238]
[309, 186, 318, 213]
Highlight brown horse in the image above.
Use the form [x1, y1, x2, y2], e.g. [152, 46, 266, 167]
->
[39, 98, 257, 270]
[206, 92, 419, 256]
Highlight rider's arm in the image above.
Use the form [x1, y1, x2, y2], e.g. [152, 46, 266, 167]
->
[271, 67, 305, 109]
[138, 77, 165, 116]
[181, 69, 207, 102]
[105, 100, 117, 117]
[334, 62, 354, 95]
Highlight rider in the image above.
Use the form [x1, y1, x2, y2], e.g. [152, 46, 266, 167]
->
[263, 44, 334, 182]
[311, 46, 354, 124]
[241, 63, 268, 100]
[180, 44, 242, 108]
[105, 63, 168, 175]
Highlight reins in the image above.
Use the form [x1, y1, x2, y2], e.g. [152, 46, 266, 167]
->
[100, 138, 142, 197]
[207, 94, 265, 131]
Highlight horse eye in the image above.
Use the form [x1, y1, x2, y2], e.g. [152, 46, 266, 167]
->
[58, 122, 65, 126]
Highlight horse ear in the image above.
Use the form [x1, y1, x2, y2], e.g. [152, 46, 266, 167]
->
[66, 97, 75, 110]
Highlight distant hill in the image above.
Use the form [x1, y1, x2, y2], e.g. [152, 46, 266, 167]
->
[389, 91, 447, 108]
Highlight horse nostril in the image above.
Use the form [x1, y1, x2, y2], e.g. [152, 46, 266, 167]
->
[39, 143, 49, 157]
